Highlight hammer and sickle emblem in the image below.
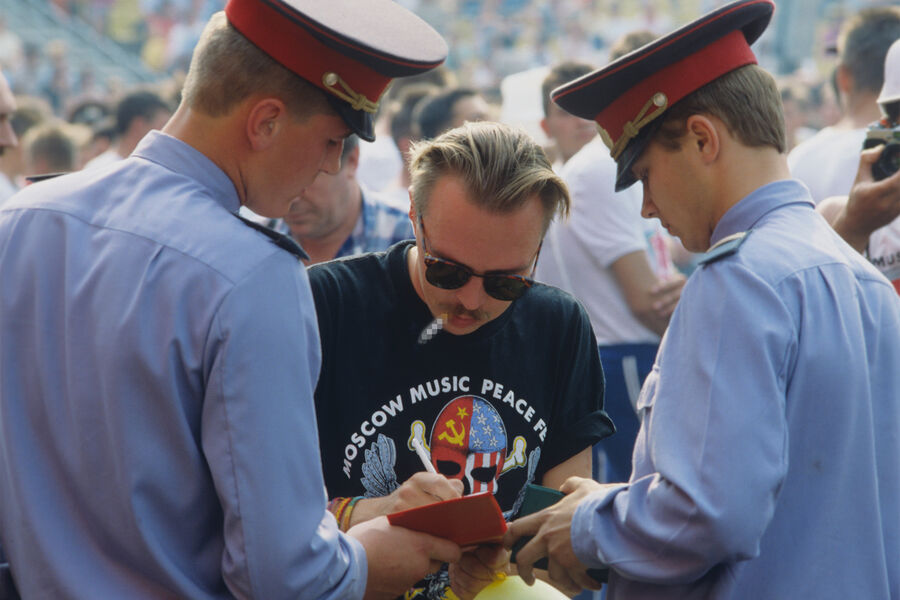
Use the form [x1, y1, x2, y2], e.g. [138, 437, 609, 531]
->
[438, 419, 465, 446]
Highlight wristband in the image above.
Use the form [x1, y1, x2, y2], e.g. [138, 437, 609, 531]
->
[339, 496, 364, 531]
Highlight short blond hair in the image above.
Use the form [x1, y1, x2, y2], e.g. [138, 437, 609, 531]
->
[408, 121, 569, 232]
[181, 12, 331, 120]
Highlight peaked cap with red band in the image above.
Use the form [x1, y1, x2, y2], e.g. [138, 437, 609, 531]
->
[225, 0, 447, 142]
[552, 0, 775, 191]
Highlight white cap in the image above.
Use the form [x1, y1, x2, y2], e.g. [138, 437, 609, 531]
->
[877, 38, 900, 105]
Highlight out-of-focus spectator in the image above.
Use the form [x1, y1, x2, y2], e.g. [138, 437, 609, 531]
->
[166, 3, 208, 74]
[1, 1, 894, 189]
[385, 65, 453, 104]
[355, 66, 453, 195]
[0, 95, 52, 202]
[539, 61, 597, 169]
[141, 0, 178, 72]
[82, 87, 171, 169]
[80, 116, 118, 167]
[779, 78, 813, 150]
[7, 43, 43, 98]
[69, 66, 105, 105]
[0, 70, 18, 204]
[107, 0, 148, 55]
[818, 146, 900, 295]
[817, 37, 900, 295]
[808, 77, 843, 134]
[375, 82, 441, 208]
[779, 76, 843, 151]
[40, 40, 73, 115]
[414, 86, 492, 140]
[21, 119, 83, 176]
[67, 98, 112, 130]
[499, 66, 550, 149]
[0, 0, 840, 130]
[0, 17, 23, 72]
[66, 98, 116, 167]
[788, 6, 900, 204]
[278, 135, 413, 265]
[389, 83, 440, 162]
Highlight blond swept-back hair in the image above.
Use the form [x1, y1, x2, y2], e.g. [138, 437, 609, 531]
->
[181, 12, 332, 119]
[408, 121, 569, 232]
[654, 64, 787, 154]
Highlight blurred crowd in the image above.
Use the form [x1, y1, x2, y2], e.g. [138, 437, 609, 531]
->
[0, 0, 884, 112]
[0, 0, 890, 192]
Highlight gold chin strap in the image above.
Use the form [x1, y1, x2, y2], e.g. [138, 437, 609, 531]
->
[322, 72, 380, 114]
[598, 92, 669, 160]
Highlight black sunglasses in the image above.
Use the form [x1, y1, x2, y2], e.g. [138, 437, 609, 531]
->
[418, 217, 539, 301]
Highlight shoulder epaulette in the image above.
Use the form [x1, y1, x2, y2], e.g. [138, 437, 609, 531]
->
[698, 230, 750, 266]
[233, 214, 309, 261]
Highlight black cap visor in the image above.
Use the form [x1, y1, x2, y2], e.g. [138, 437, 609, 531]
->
[615, 117, 663, 192]
[328, 94, 375, 142]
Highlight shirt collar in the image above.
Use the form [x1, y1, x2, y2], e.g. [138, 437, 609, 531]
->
[710, 179, 813, 247]
[132, 131, 241, 214]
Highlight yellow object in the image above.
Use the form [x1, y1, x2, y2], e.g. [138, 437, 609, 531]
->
[473, 574, 570, 599]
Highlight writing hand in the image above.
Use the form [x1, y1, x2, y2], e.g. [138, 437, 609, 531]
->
[350, 472, 464, 527]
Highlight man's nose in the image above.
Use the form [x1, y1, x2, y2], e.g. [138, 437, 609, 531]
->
[0, 122, 18, 150]
[454, 276, 488, 310]
[640, 191, 656, 220]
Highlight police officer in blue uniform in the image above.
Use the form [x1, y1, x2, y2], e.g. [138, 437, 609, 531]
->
[0, 1, 461, 598]
[506, 1, 900, 598]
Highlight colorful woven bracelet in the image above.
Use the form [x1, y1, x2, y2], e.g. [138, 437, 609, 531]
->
[339, 496, 364, 531]
[328, 496, 351, 525]
[327, 496, 365, 531]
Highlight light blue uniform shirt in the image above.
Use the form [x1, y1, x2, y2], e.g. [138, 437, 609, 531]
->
[0, 131, 367, 599]
[572, 180, 900, 599]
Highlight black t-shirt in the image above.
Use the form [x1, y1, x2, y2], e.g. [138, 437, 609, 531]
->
[310, 242, 613, 517]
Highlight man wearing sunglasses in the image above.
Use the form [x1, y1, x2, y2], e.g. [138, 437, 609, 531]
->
[308, 121, 614, 599]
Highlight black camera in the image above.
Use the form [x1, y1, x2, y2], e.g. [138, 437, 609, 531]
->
[862, 100, 900, 181]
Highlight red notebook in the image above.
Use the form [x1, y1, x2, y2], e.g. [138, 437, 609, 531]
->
[386, 492, 507, 546]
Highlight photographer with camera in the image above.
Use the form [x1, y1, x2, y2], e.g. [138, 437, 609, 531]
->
[819, 38, 900, 294]
[788, 6, 900, 204]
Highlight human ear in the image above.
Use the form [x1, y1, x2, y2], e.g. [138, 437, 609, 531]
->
[834, 64, 853, 97]
[685, 114, 720, 164]
[246, 98, 287, 151]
